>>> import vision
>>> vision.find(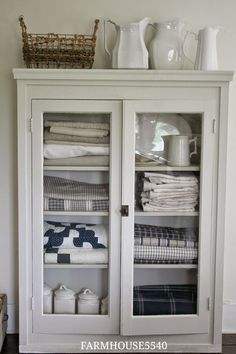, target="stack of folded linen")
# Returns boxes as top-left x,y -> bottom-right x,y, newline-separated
133,284 -> 197,315
44,120 -> 110,166
44,175 -> 109,212
134,223 -> 198,264
44,220 -> 108,264
140,172 -> 198,212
